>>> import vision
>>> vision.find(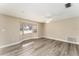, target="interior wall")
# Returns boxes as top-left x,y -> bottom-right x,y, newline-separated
0,14 -> 44,47
44,17 -> 79,44
1,13 -> 79,47
0,14 -> 20,47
